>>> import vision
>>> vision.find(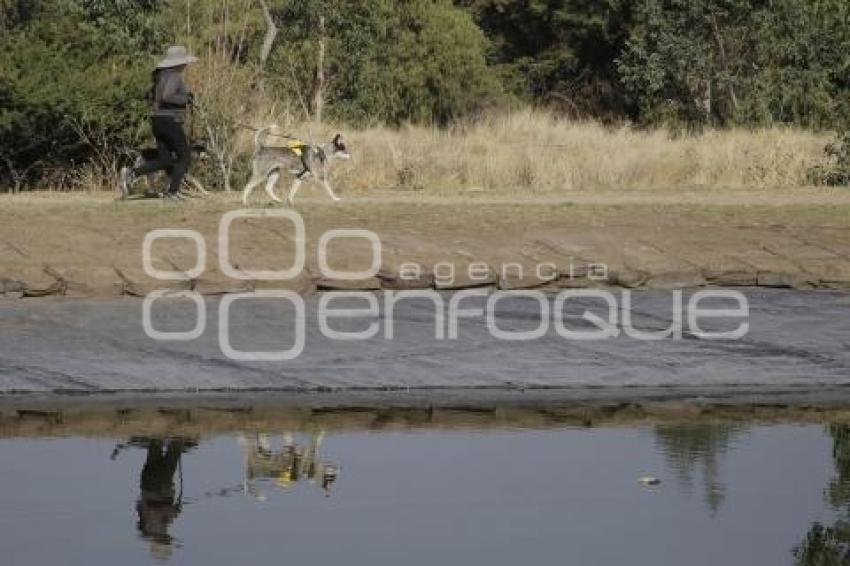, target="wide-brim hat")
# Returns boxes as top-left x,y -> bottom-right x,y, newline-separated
156,45 -> 198,69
